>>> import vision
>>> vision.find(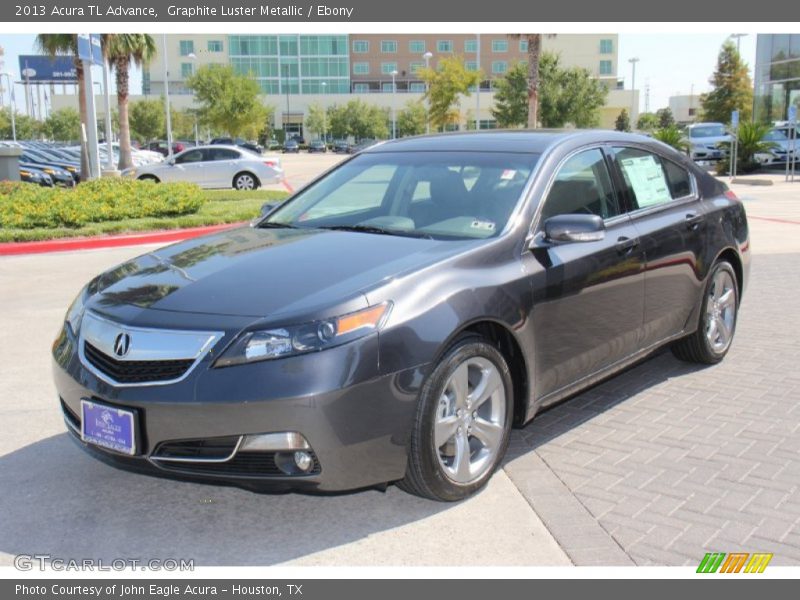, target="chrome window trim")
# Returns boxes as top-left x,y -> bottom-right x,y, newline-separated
78,311 -> 224,388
